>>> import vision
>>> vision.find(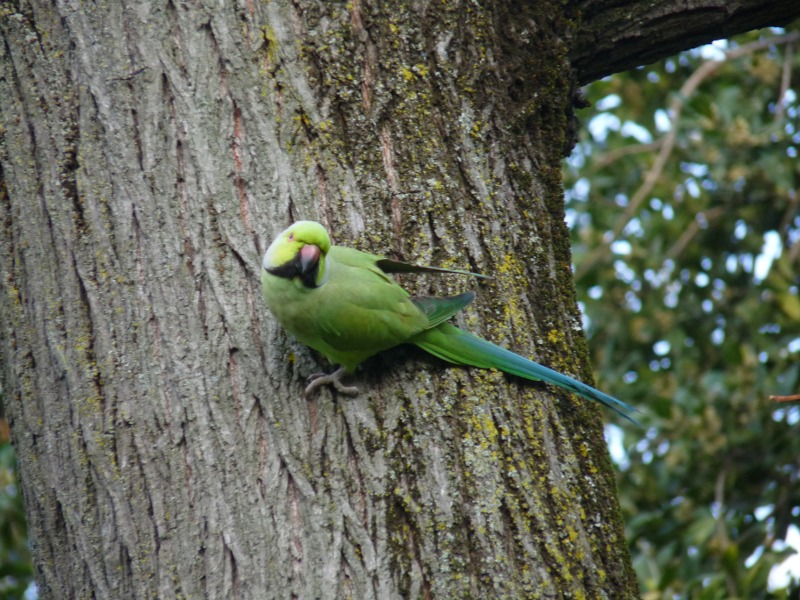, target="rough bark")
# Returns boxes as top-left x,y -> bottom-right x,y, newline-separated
7,0 -> 780,597
572,0 -> 800,84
